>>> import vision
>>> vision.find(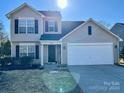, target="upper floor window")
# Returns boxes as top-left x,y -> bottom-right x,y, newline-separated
27,19 -> 35,34
88,26 -> 92,35
48,20 -> 56,32
18,19 -> 26,34
45,20 -> 58,33
18,18 -> 35,34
